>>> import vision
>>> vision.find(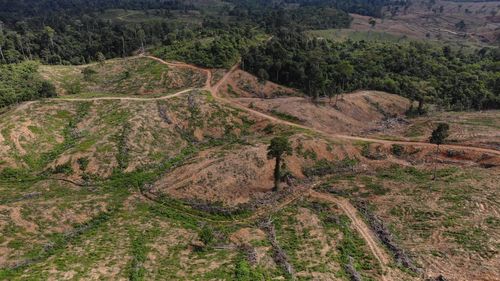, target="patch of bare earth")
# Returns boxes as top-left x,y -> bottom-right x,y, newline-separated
220,69 -> 298,98
346,165 -> 500,281
349,0 -> 500,45
0,102 -> 73,170
151,135 -> 349,205
294,207 -> 342,280
219,71 -> 411,136
370,110 -> 500,150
